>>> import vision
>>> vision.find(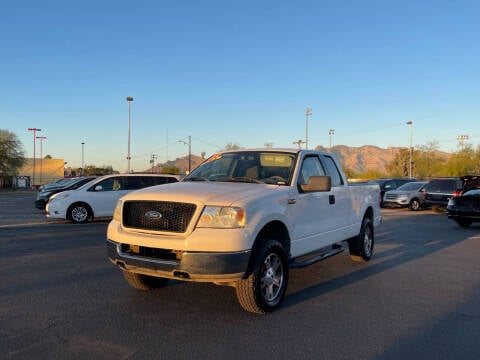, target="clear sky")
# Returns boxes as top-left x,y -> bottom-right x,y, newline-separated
1,0 -> 479,172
